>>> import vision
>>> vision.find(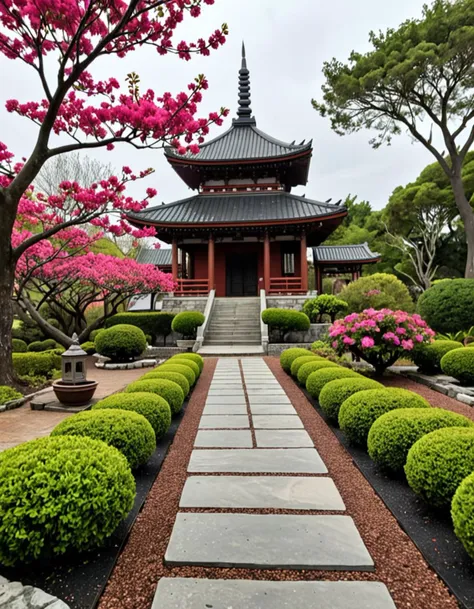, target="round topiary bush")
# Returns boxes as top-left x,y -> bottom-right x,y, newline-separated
413,340 -> 463,374
280,348 -> 312,373
142,370 -> 190,397
171,311 -> 205,339
170,352 -> 204,372
262,309 -> 310,341
297,360 -> 340,385
405,427 -> 474,507
306,367 -> 361,399
0,435 -> 135,566
290,355 -> 324,377
441,348 -> 474,385
80,341 -> 96,355
95,324 -> 146,362
368,408 -> 474,472
319,377 -> 384,423
51,409 -> 156,469
27,340 -> 48,352
338,388 -> 430,447
417,279 -> 474,335
339,273 -> 414,313
125,378 -> 184,415
148,363 -> 195,387
452,471 -> 474,560
12,338 -> 27,353
167,358 -> 200,381
92,392 -> 172,439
